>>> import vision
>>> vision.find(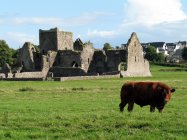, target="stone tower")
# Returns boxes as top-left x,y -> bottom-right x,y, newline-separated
124,32 -> 151,76
39,28 -> 73,54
